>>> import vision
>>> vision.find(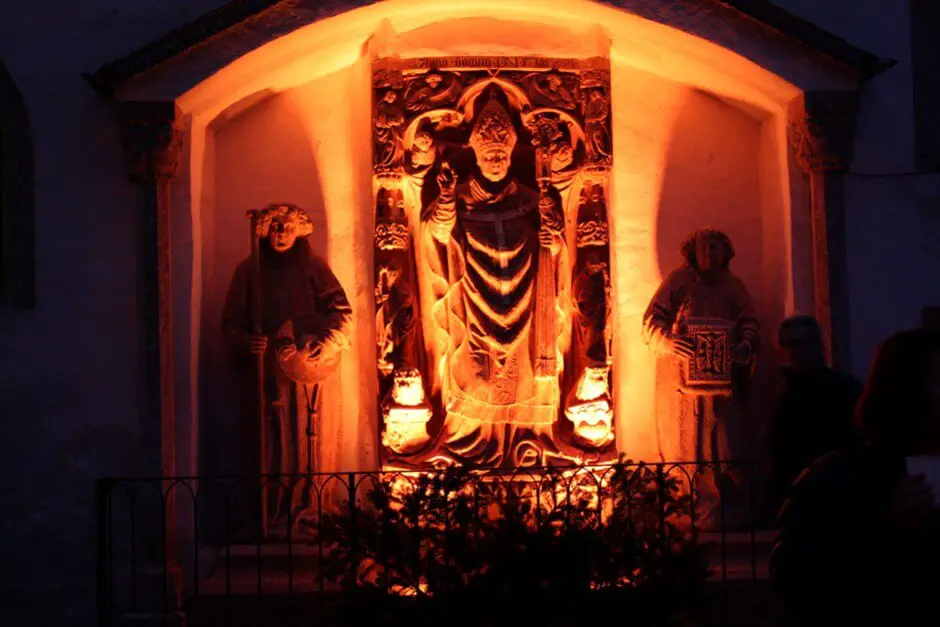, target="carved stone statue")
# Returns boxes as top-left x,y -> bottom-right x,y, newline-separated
642,229 -> 758,522
223,203 -> 352,531
422,92 -> 567,466
372,58 -> 616,469
580,71 -> 611,167
565,182 -> 614,448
